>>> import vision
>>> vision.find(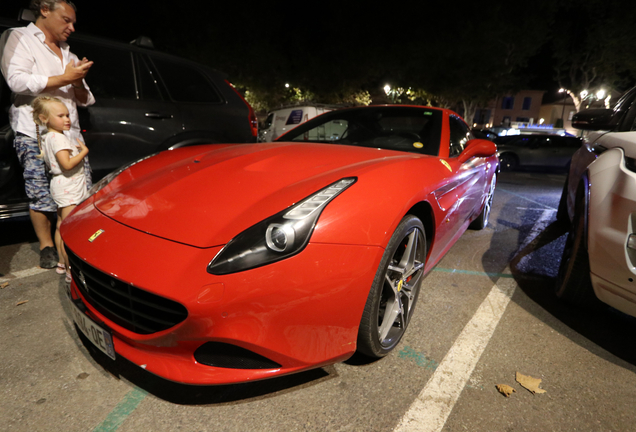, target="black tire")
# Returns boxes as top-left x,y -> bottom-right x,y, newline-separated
470,173 -> 497,230
357,215 -> 426,358
556,176 -> 570,227
499,153 -> 517,171
555,191 -> 596,306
